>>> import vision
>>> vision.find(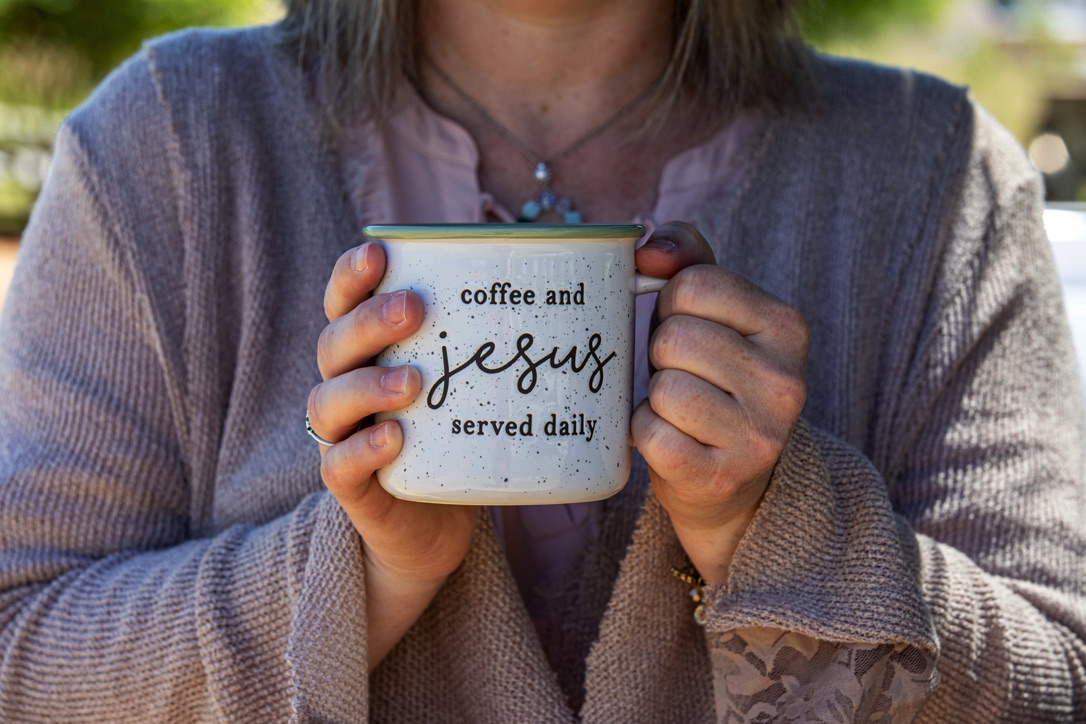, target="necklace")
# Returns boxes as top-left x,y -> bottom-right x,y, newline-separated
426,56 -> 663,223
